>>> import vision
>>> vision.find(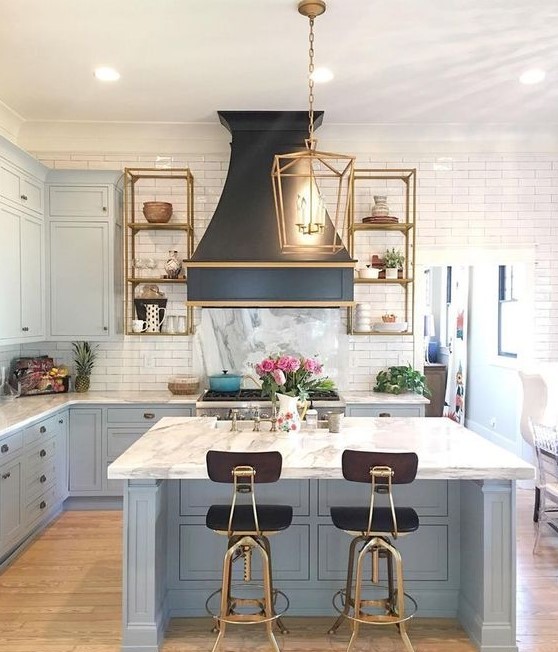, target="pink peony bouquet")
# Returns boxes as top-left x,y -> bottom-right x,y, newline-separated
254,354 -> 334,401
